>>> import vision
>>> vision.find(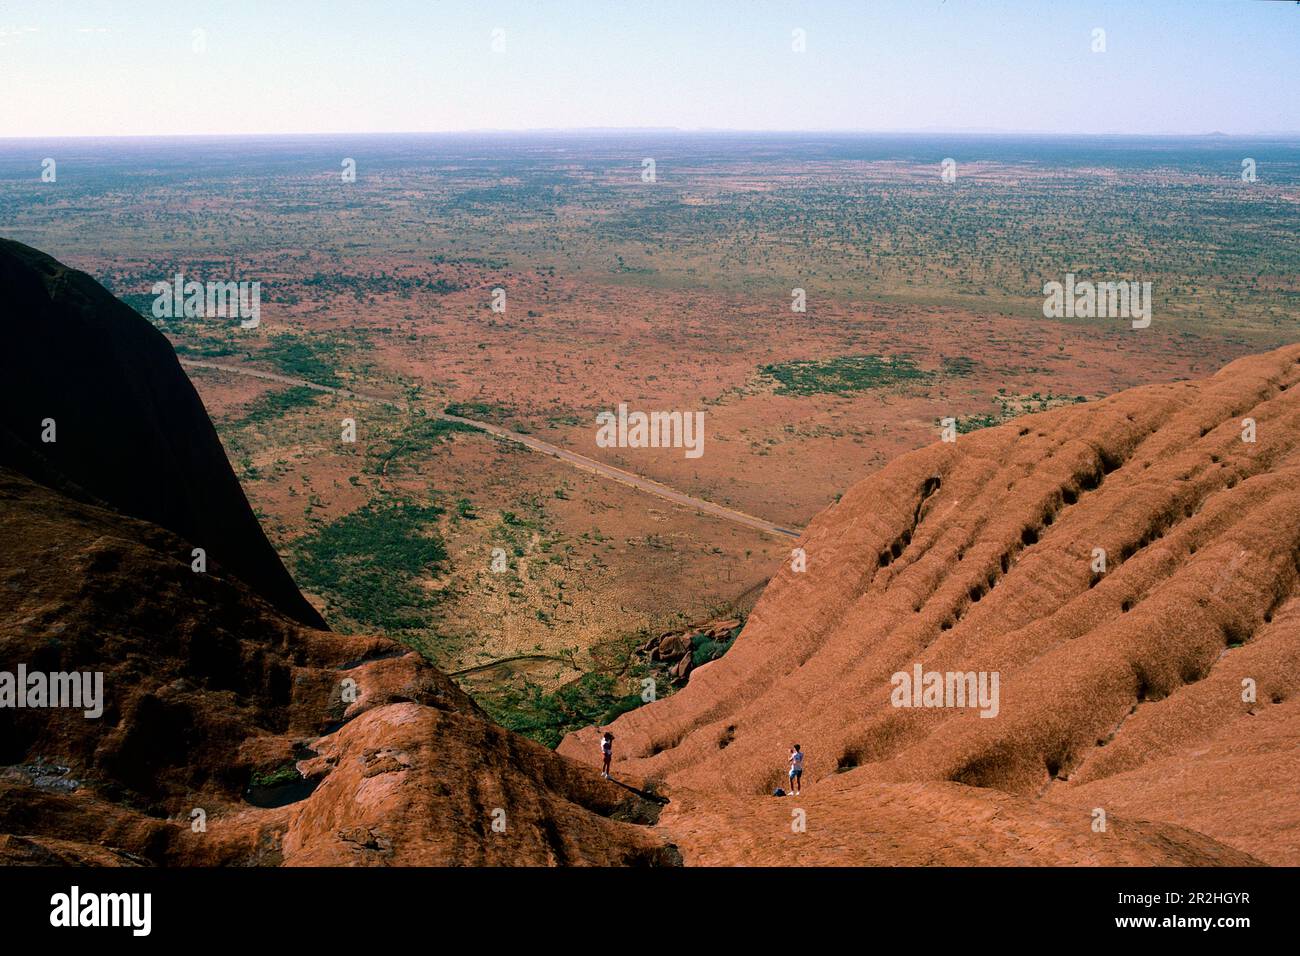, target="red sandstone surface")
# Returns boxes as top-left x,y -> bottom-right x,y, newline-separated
562,343 -> 1300,866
